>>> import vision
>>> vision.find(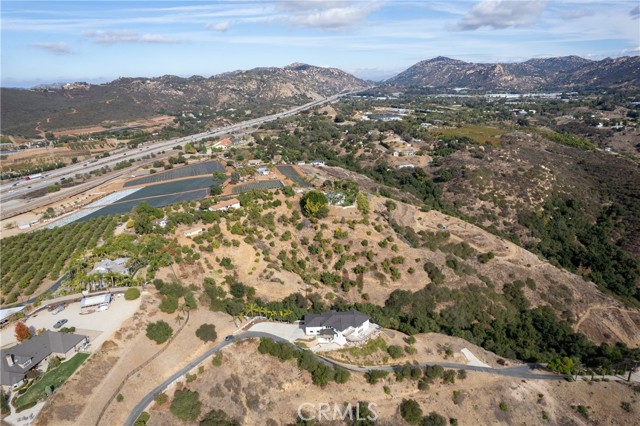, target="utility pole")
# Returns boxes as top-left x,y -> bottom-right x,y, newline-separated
628,360 -> 638,382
